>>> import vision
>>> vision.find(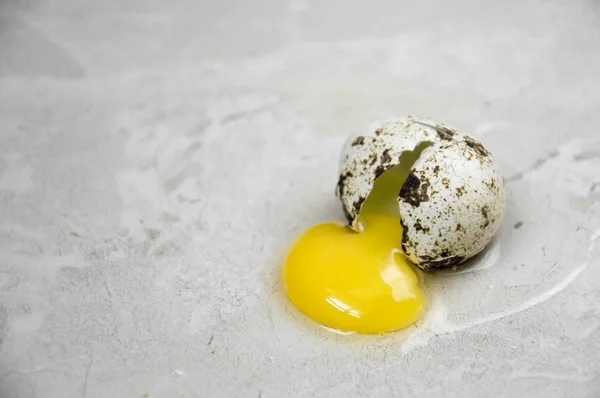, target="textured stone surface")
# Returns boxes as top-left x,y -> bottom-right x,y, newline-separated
1,1 -> 600,397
